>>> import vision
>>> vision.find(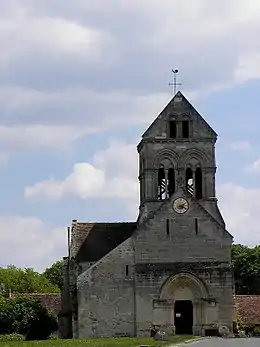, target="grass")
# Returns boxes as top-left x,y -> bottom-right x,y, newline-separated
0,335 -> 196,347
